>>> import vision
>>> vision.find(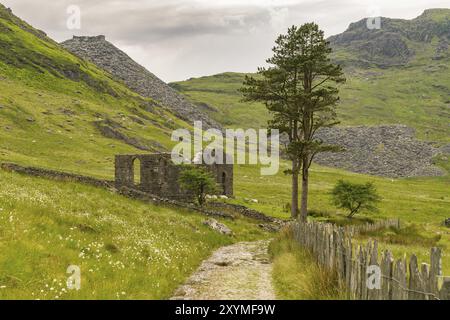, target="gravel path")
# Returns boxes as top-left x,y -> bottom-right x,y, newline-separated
171,240 -> 276,300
